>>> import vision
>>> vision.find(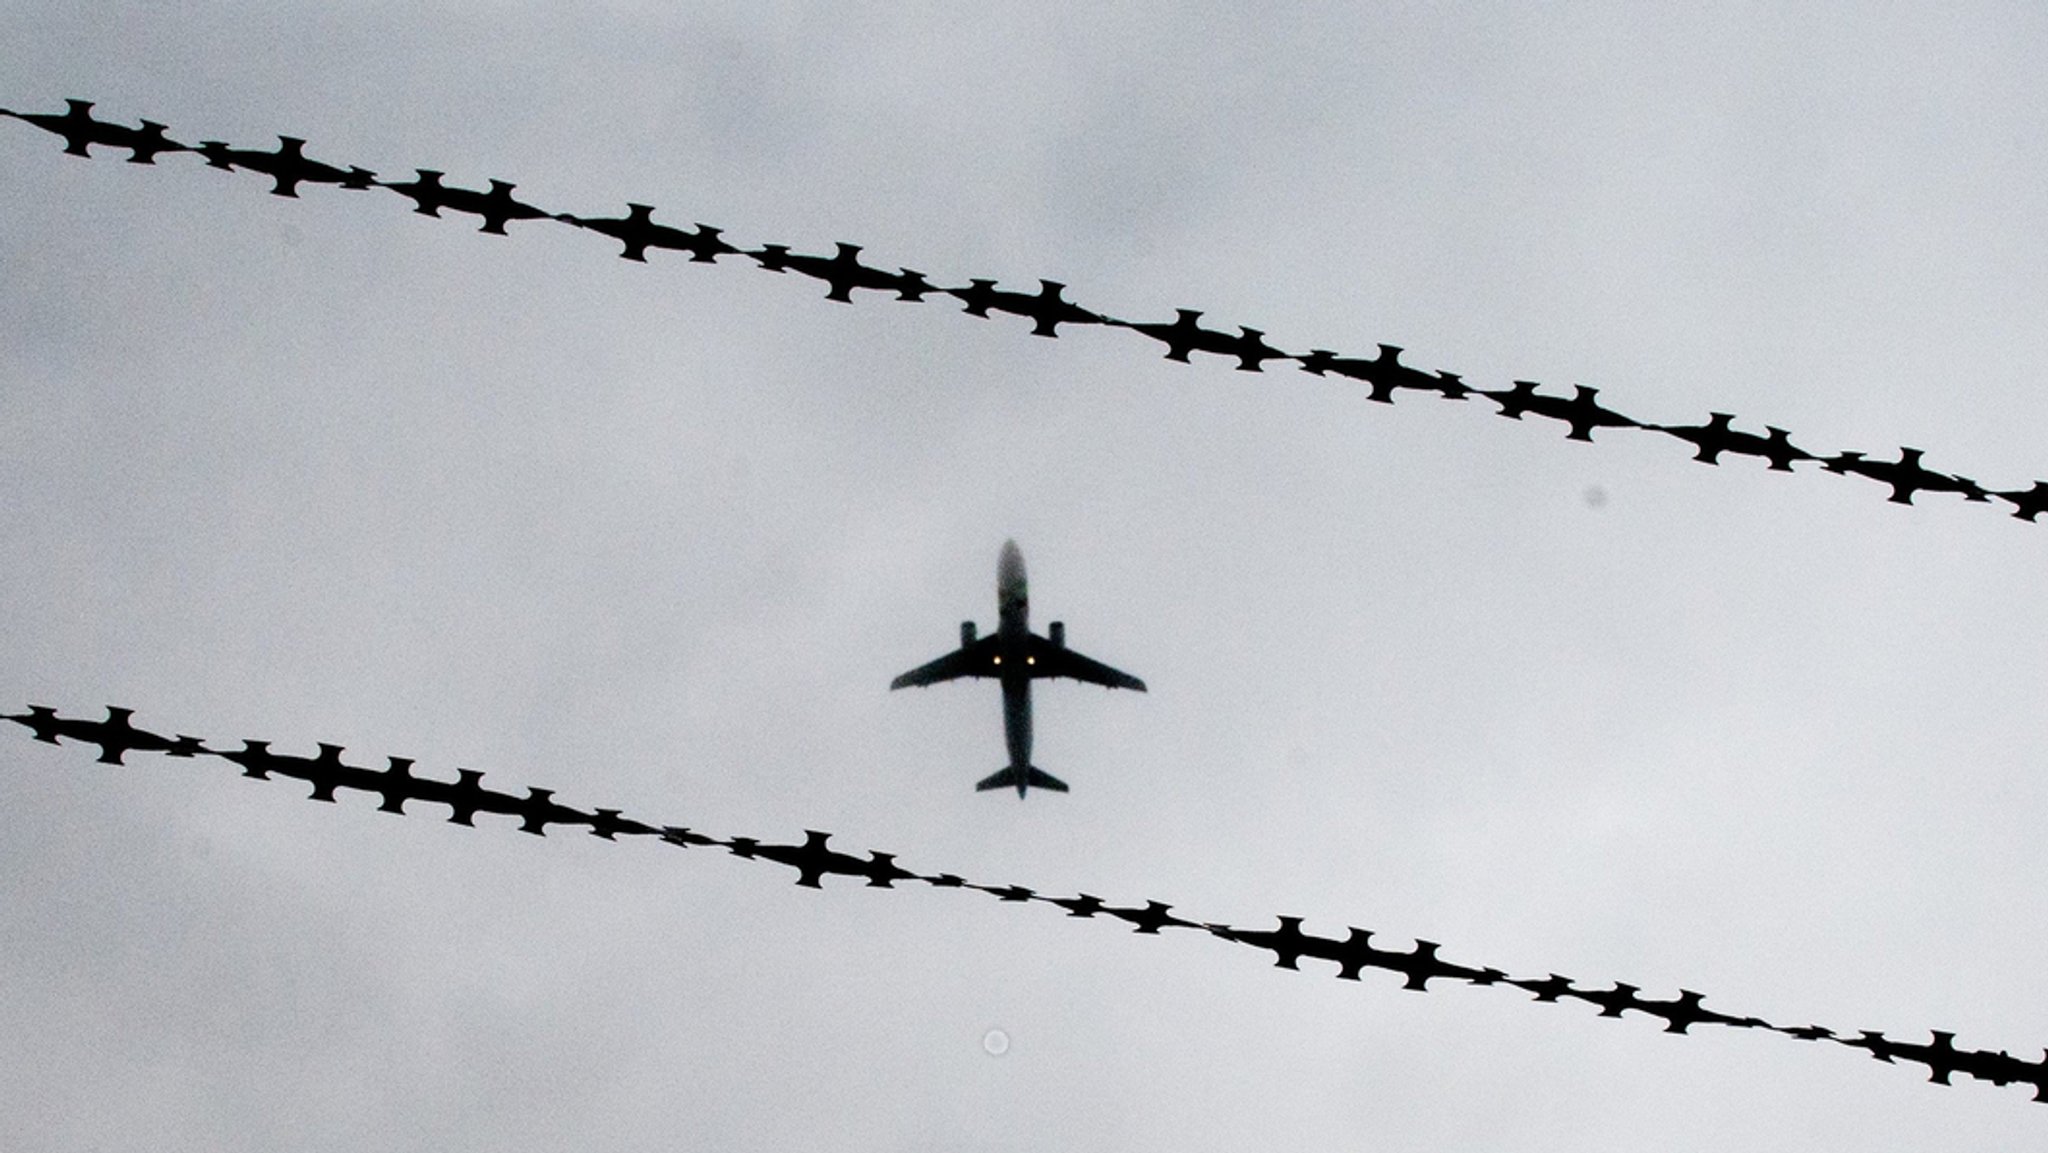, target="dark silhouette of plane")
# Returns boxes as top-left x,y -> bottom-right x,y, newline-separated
1651,412 -> 1811,471
379,170 -> 550,234
750,242 -> 935,302
554,203 -> 737,263
891,540 -> 1145,796
1116,309 -> 1289,371
1481,381 -> 1640,442
0,99 -> 186,163
194,136 -> 377,197
1822,447 -> 1990,505
944,278 -> 1109,336
1296,343 -> 1474,402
